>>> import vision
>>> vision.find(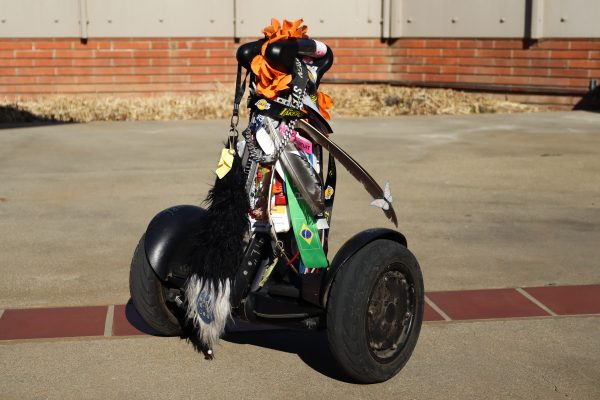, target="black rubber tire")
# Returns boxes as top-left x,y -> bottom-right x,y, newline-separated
326,239 -> 424,383
129,234 -> 182,336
